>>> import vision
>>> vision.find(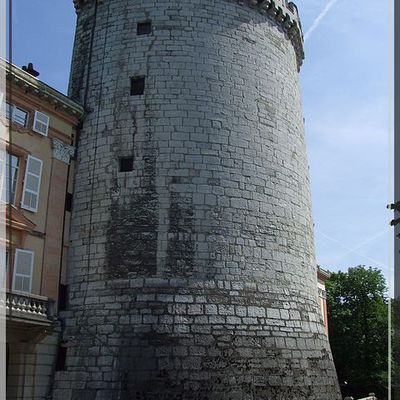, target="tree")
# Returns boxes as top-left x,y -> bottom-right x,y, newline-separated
326,266 -> 388,399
